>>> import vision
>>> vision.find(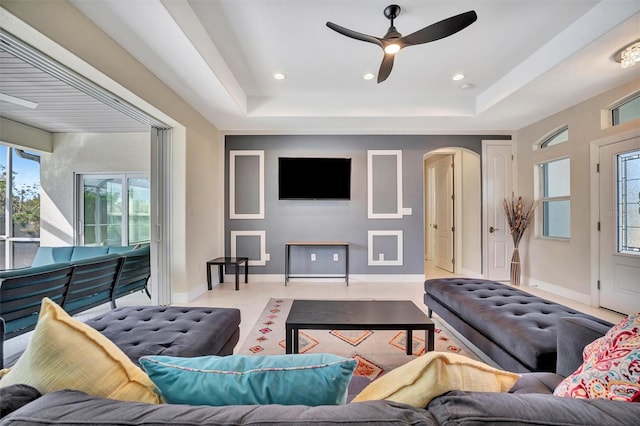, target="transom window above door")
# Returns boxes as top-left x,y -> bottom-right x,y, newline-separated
611,93 -> 640,127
